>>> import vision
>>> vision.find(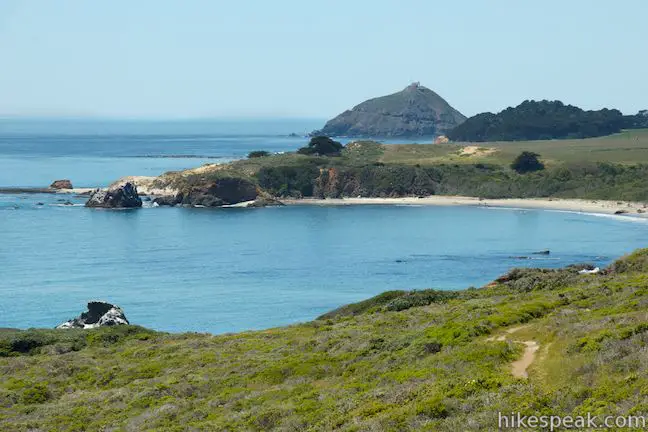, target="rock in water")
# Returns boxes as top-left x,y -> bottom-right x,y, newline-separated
50,179 -> 73,189
56,301 -> 129,329
314,83 -> 466,138
85,182 -> 142,208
